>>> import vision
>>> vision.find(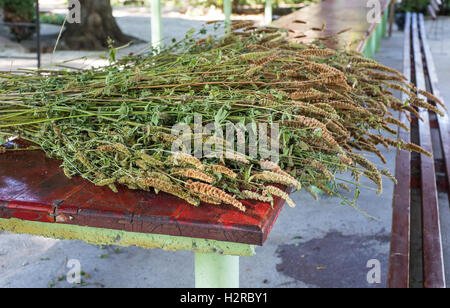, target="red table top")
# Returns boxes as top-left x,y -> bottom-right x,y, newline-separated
0,140 -> 285,246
